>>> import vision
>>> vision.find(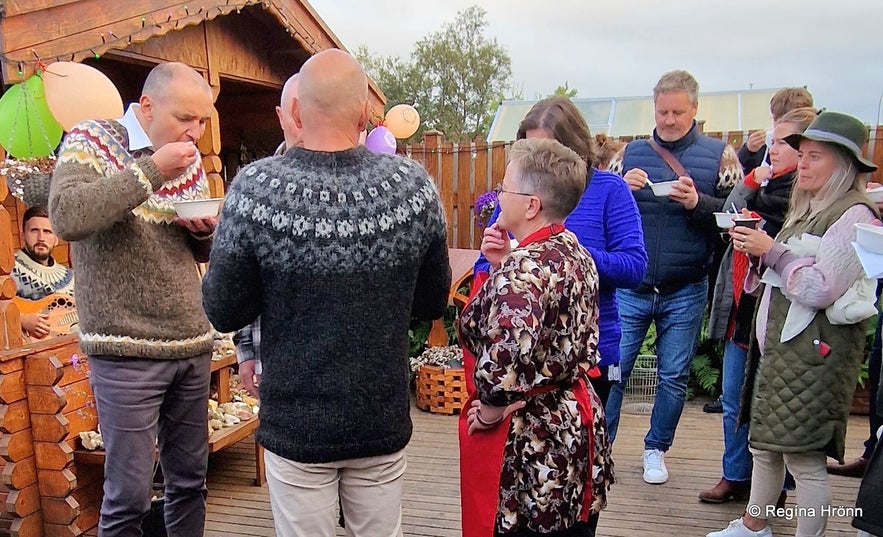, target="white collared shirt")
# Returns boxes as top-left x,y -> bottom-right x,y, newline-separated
119,104 -> 153,152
